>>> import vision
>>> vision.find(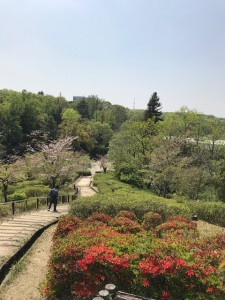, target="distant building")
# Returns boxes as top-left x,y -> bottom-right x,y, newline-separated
73,96 -> 87,101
